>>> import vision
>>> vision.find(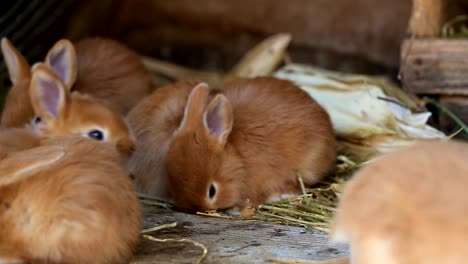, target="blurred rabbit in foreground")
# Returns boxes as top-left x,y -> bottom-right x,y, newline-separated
0,56 -> 142,263
332,140 -> 468,264
0,136 -> 142,263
